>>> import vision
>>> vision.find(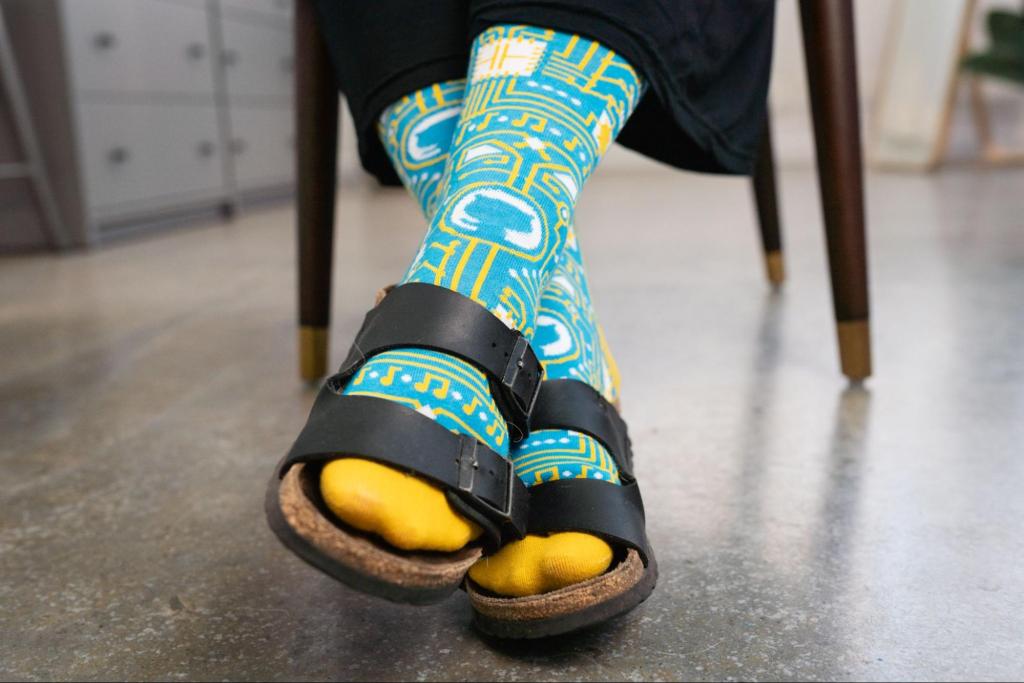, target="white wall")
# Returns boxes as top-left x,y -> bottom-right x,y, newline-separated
769,0 -> 892,168
766,0 -> 1024,170
571,0 -> 894,174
